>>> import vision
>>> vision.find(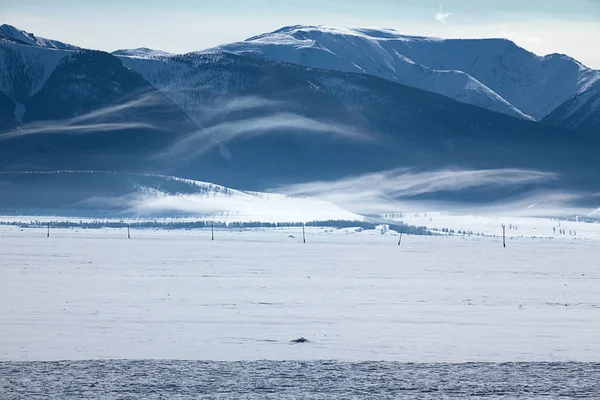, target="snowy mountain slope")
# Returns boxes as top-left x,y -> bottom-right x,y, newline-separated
542,81 -> 600,132
0,171 -> 363,222
387,37 -> 600,121
0,48 -> 197,172
208,26 -> 529,119
0,40 -> 74,110
112,48 -> 174,59
0,24 -> 79,50
208,25 -> 600,120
